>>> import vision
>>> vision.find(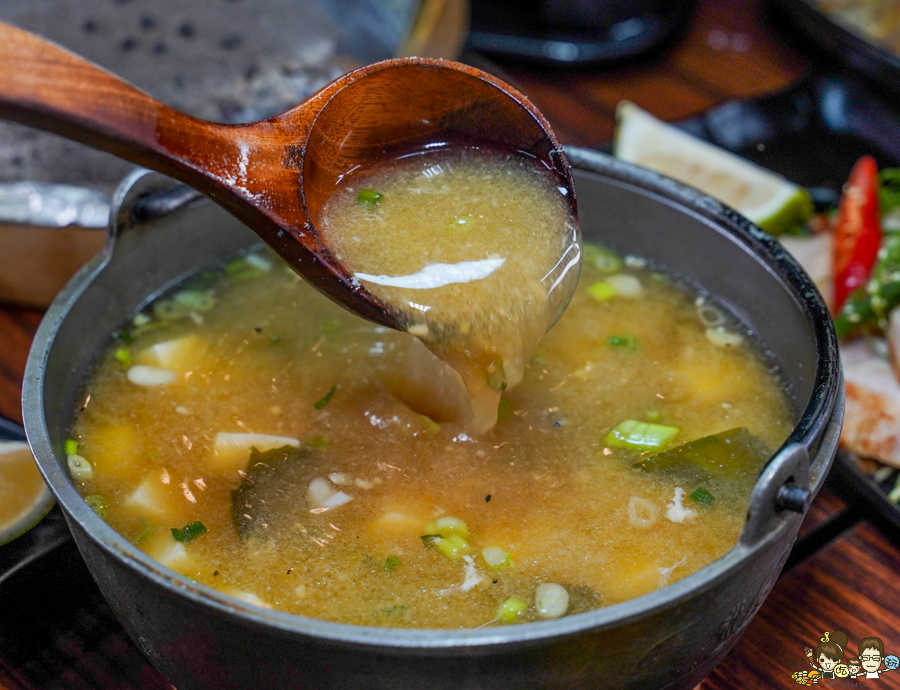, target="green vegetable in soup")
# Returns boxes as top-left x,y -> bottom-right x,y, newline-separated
231,445 -> 317,539
689,487 -> 716,506
357,189 -> 383,205
384,555 -> 402,572
605,420 -> 680,451
314,384 -> 337,410
171,521 -> 207,542
637,427 -> 770,481
497,596 -> 528,623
